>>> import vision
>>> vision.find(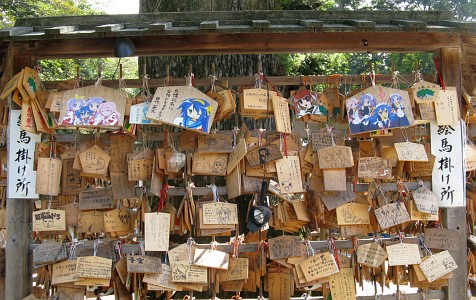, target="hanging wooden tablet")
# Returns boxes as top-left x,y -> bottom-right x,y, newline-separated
79,189 -> 113,210
202,202 -> 238,225
374,202 -> 410,229
127,255 -> 163,274
79,145 -> 110,177
58,85 -> 127,128
21,99 -> 37,134
109,134 -> 134,172
144,212 -> 170,252
268,235 -> 307,260
218,258 -> 248,281
358,157 -> 392,179
412,81 -> 439,104
0,71 -> 22,100
30,97 -> 53,134
74,277 -> 110,286
193,248 -> 229,270
435,88 -> 459,126
61,159 -> 84,195
412,184 -> 439,215
323,169 -> 347,191
290,89 -> 328,122
56,203 -> 79,227
144,264 -> 181,291
419,250 -> 457,282
226,164 -> 241,199
128,159 -> 153,181
272,96 -> 292,133
16,69 -> 30,102
240,88 -> 276,116
51,259 -> 78,285
129,102 -> 158,124
77,211 -> 104,233
357,242 -> 388,268
329,268 -> 356,300
336,203 -> 370,225
218,89 -> 236,117
406,200 -> 438,221
386,243 -> 421,266
33,240 -> 67,266
45,91 -> 63,112
35,157 -> 62,196
319,186 -> 356,211
32,209 -> 66,231
146,86 -> 218,133
171,262 -> 208,283
345,86 -> 414,135
297,252 -> 339,282
22,67 -> 42,100
227,138 -> 247,174
395,142 -> 428,161
275,156 -> 304,194
317,145 -> 354,169
197,132 -> 233,153
424,228 -> 459,251
192,152 -> 228,176
76,256 -> 112,279
104,208 -> 131,233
